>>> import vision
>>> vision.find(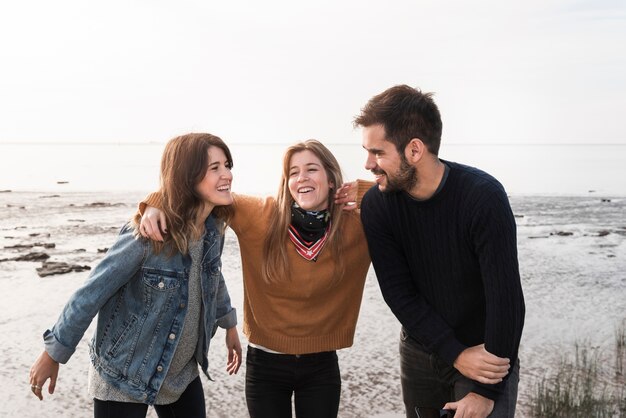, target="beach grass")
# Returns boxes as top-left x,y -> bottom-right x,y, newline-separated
530,321 -> 626,417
